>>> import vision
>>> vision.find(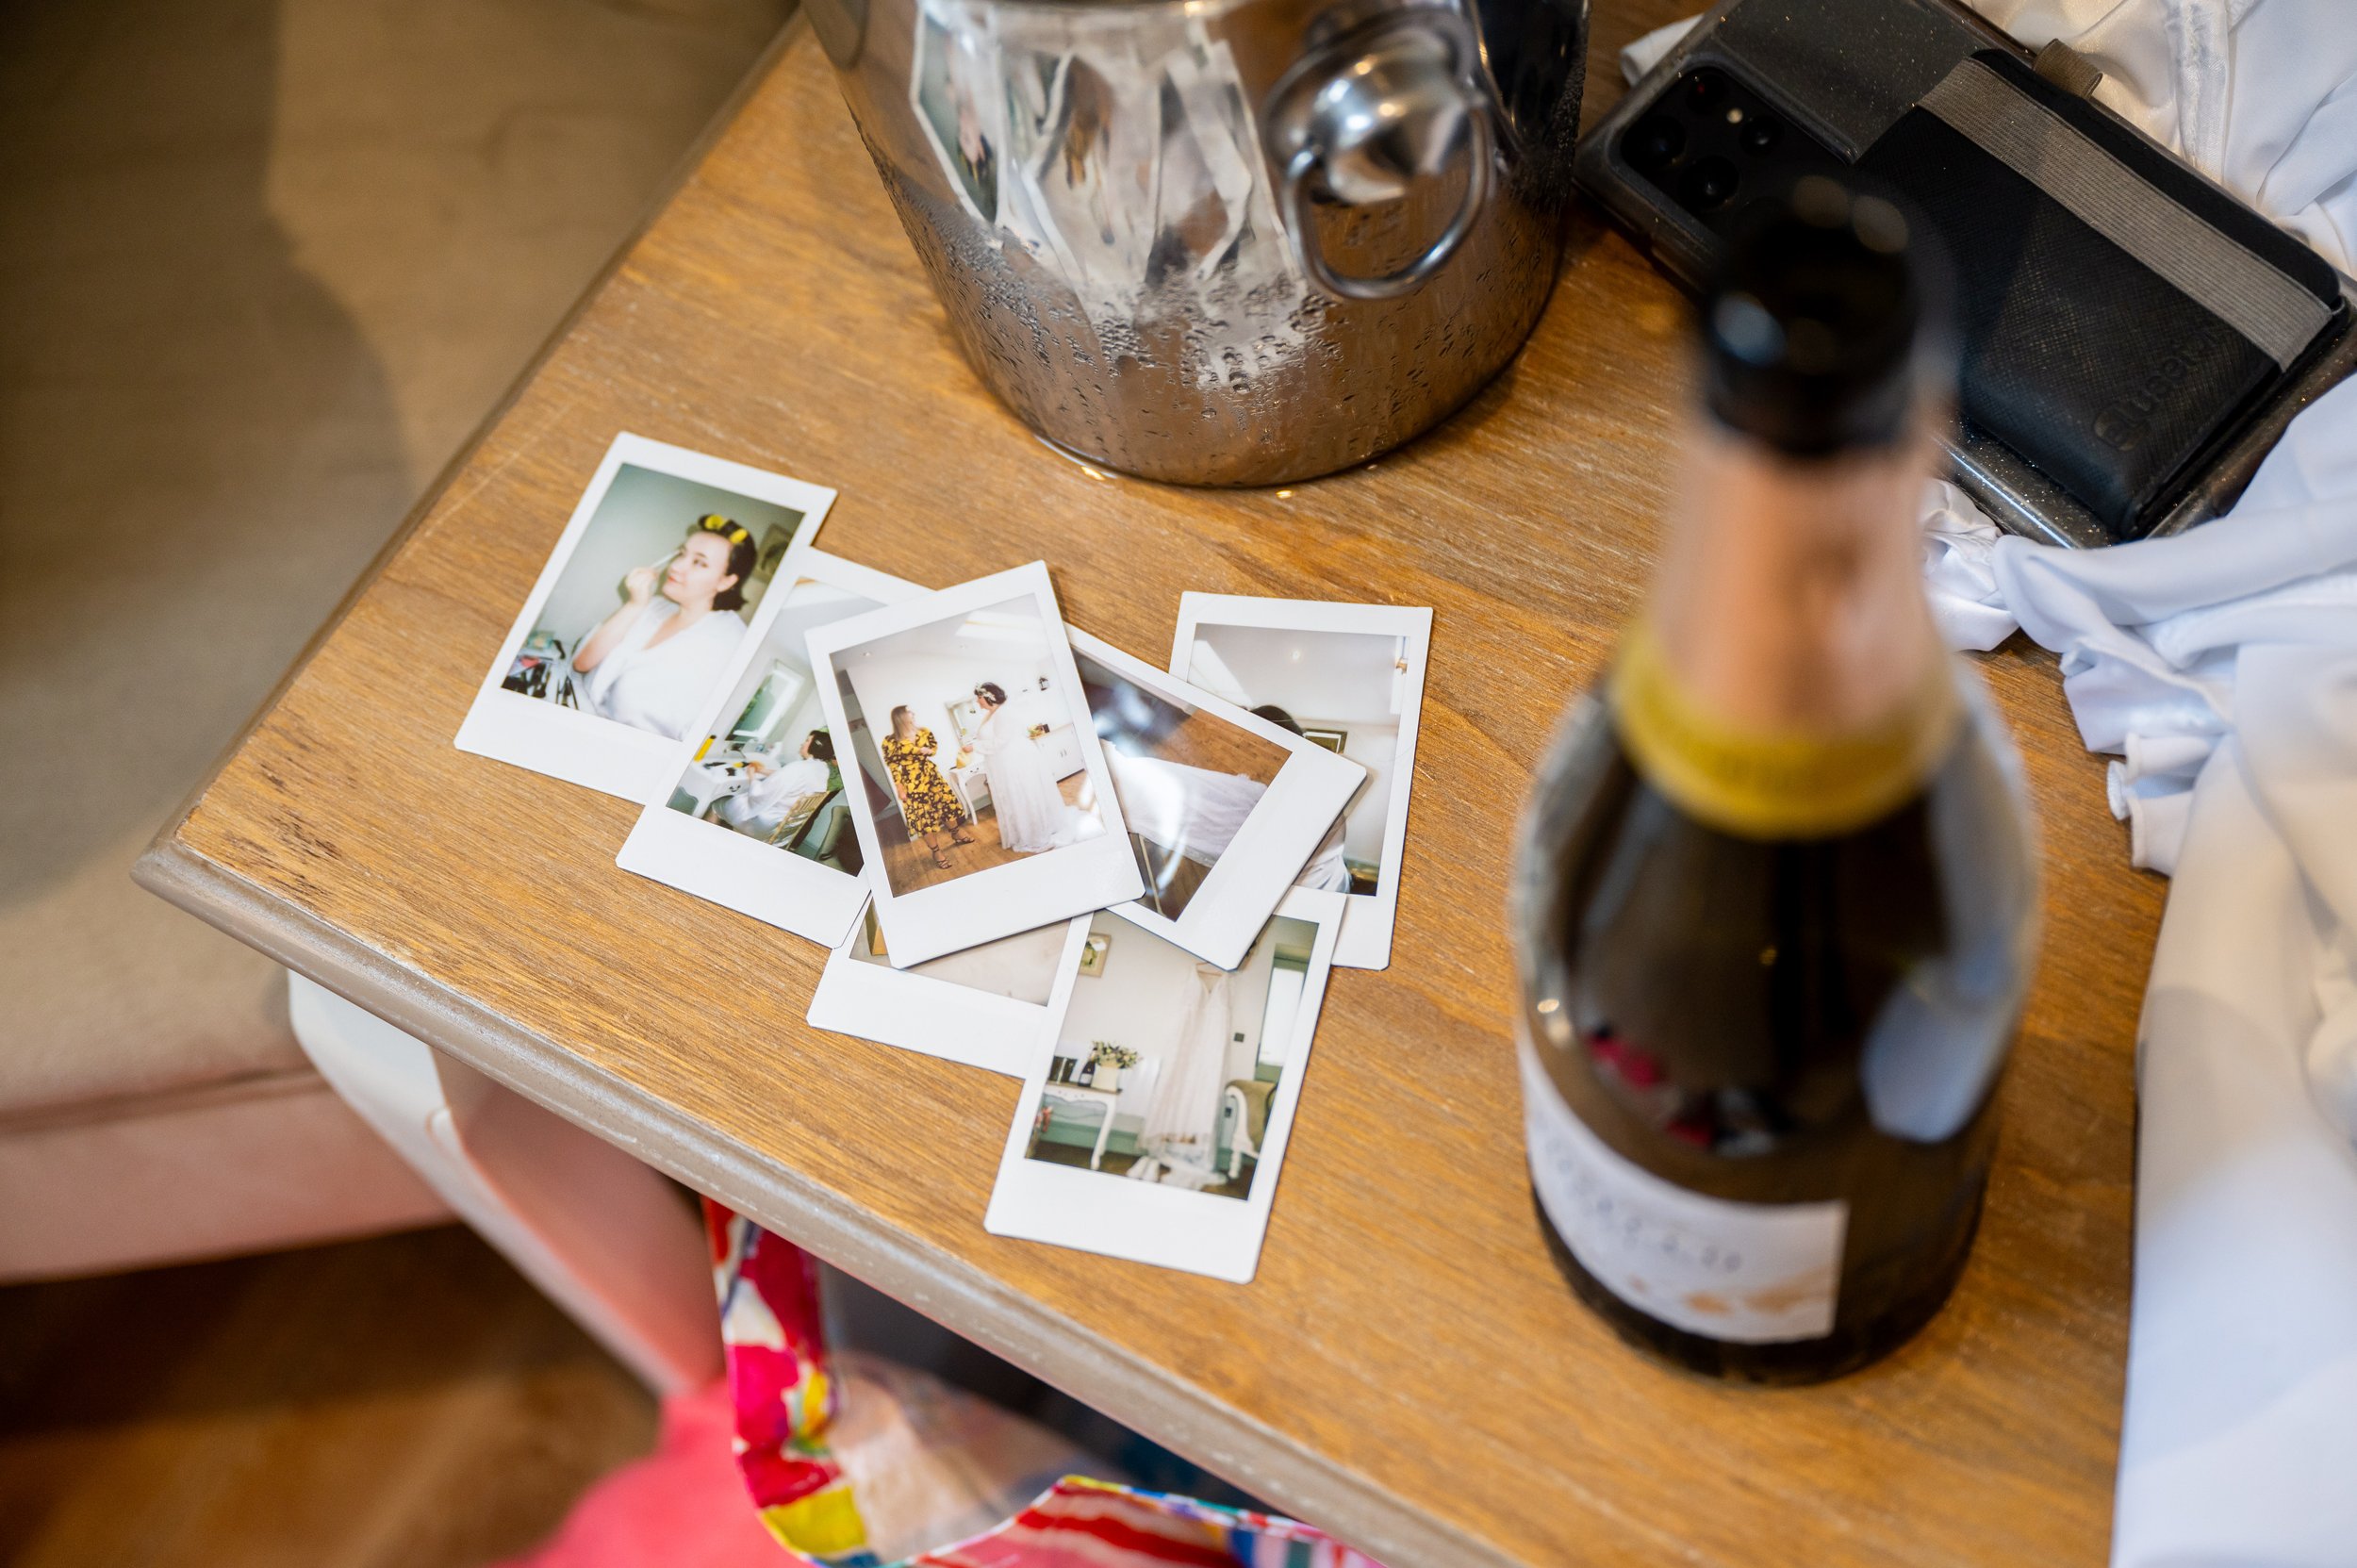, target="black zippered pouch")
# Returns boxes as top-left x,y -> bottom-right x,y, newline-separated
1573,0 -> 2356,546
